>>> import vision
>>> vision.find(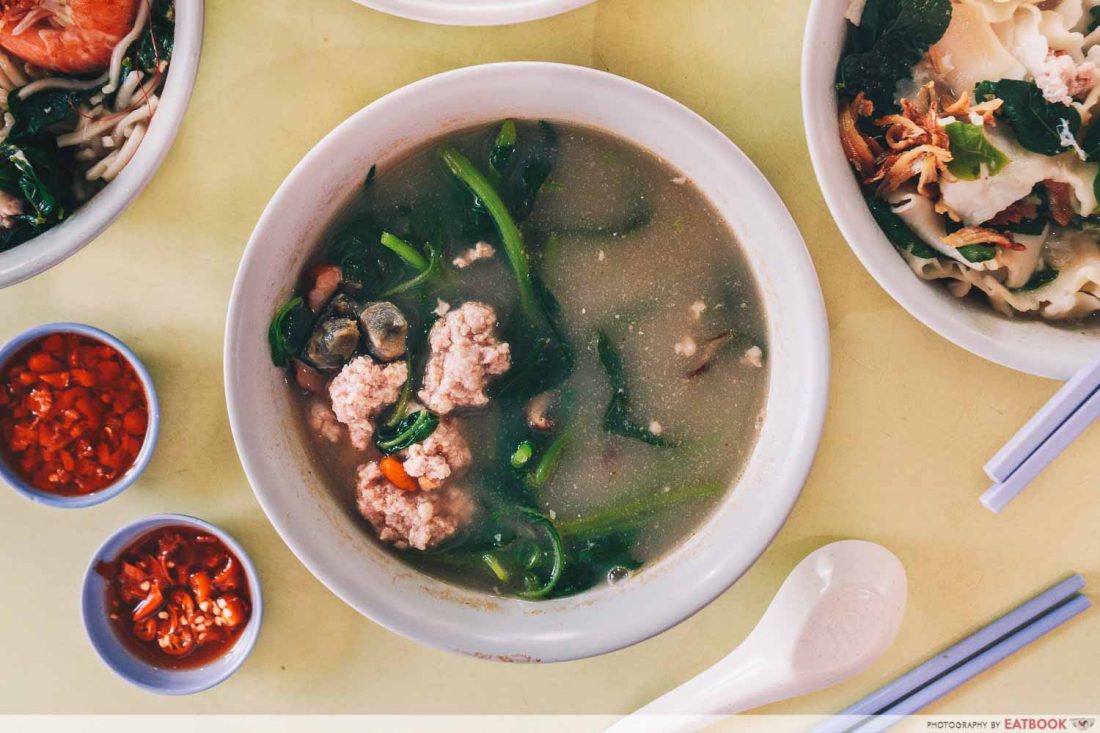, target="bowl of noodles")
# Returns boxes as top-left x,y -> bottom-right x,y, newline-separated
0,0 -> 203,288
803,0 -> 1100,380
